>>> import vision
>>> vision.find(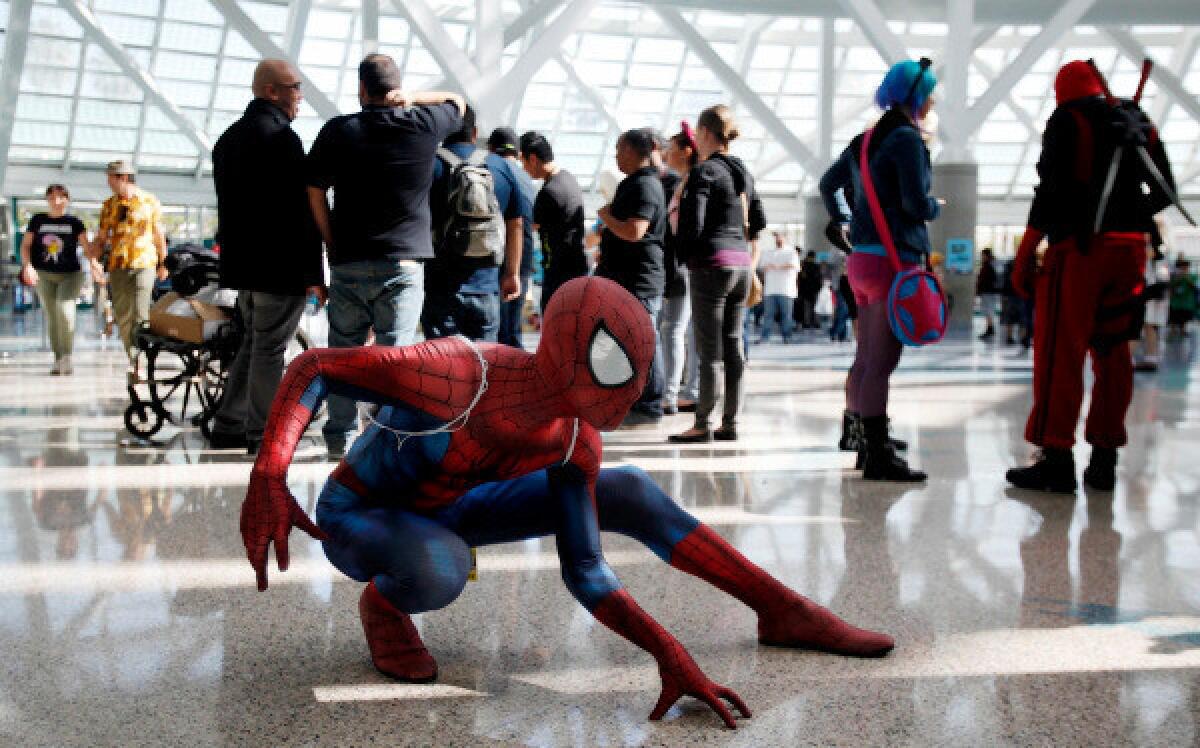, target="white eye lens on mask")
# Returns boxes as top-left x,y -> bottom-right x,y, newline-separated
587,323 -> 634,388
